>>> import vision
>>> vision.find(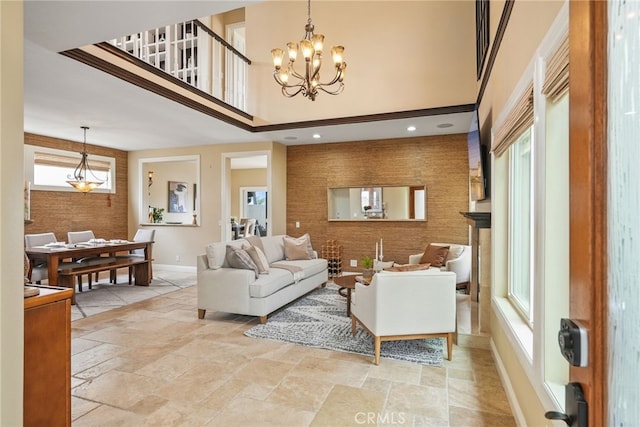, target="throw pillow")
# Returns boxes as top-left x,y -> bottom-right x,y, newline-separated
283,235 -> 312,260
245,235 -> 264,253
226,246 -> 259,278
419,244 -> 450,268
205,243 -> 225,269
246,245 -> 270,274
385,263 -> 431,272
374,260 -> 394,270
